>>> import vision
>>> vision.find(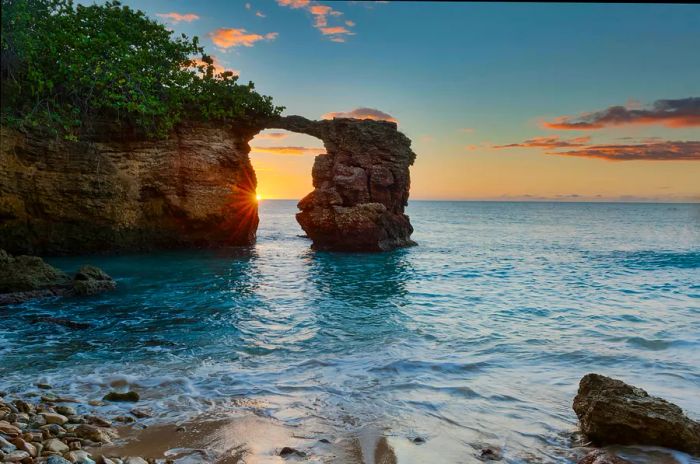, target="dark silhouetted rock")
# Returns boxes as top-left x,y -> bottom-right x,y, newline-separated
578,450 -> 631,464
573,373 -> 700,454
279,446 -> 306,458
